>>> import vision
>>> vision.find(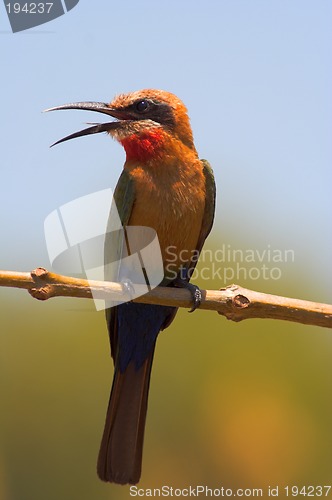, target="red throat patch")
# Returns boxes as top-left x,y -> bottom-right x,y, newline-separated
120,129 -> 165,161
